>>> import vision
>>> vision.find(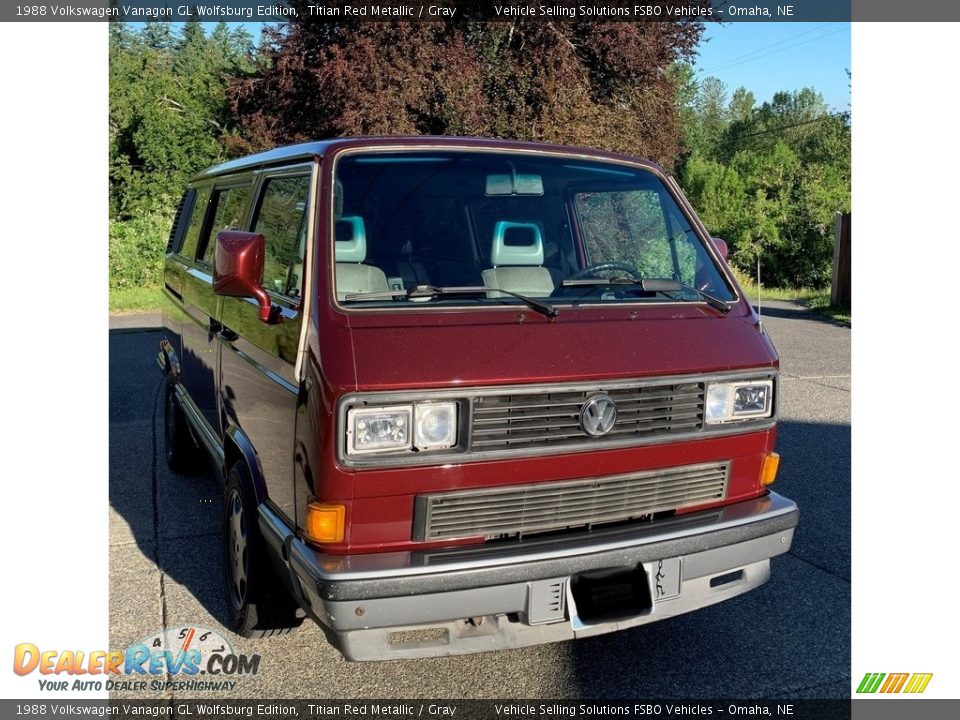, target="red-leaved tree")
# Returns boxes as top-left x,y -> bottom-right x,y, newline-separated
229,6 -> 706,166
